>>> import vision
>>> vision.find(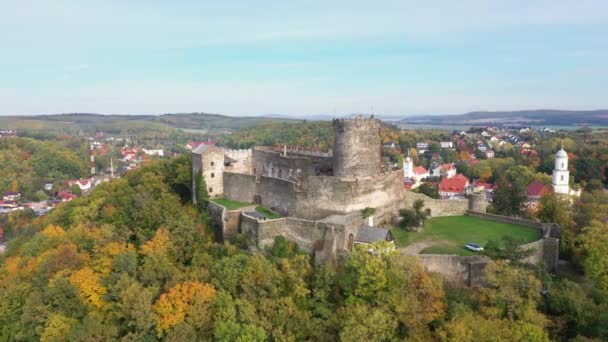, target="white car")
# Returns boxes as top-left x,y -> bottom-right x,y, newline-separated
465,243 -> 484,252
